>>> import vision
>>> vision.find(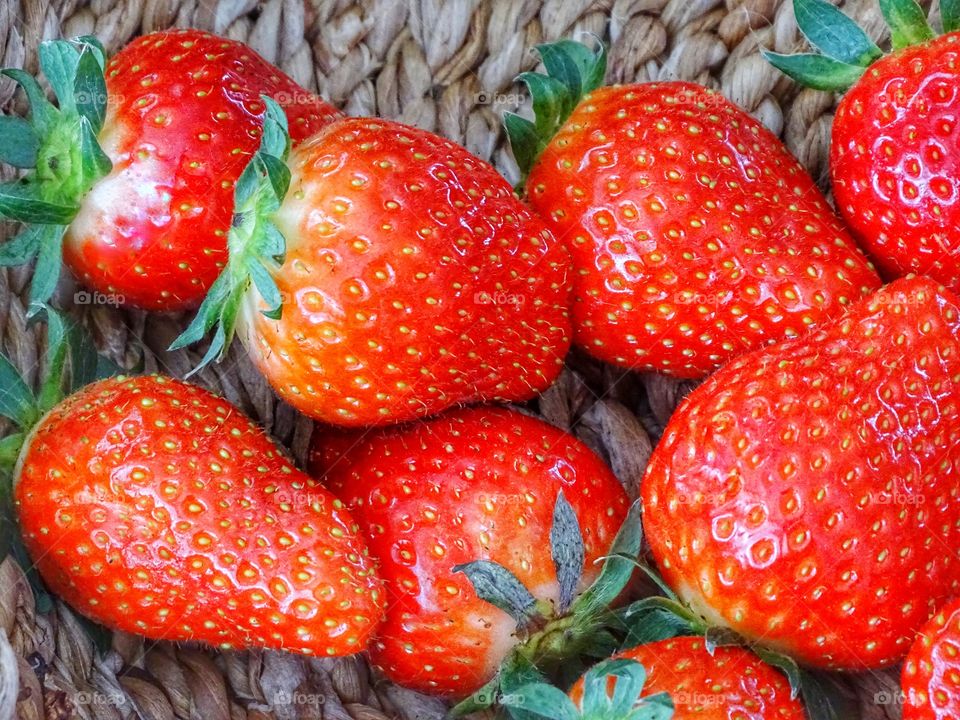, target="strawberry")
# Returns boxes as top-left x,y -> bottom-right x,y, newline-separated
766,0 -> 960,292
0,30 -> 340,311
902,597 -> 960,719
309,406 -> 631,698
641,276 -> 960,670
172,102 -> 572,426
10,373 -> 383,656
561,637 -> 806,720
506,40 -> 880,378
